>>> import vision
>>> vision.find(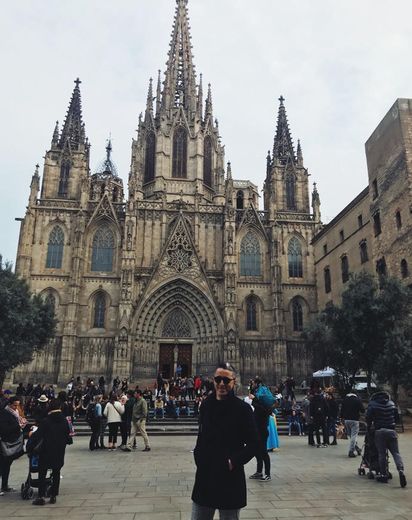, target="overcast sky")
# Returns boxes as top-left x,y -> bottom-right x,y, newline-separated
2,0 -> 412,265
